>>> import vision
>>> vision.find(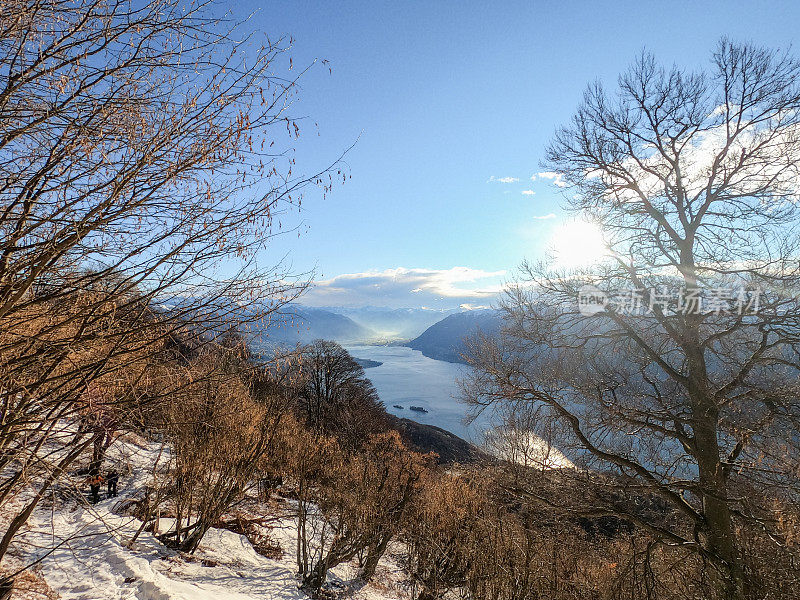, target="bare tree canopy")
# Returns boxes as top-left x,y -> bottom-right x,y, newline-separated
0,0 -> 337,577
292,339 -> 387,447
465,39 -> 800,599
